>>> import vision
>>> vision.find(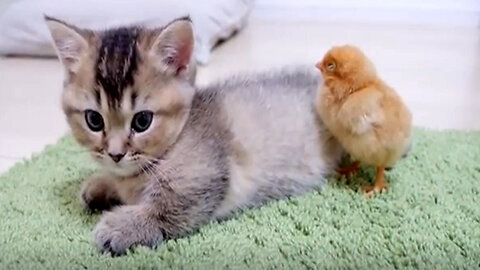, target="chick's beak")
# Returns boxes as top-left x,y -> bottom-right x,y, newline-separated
315,61 -> 323,72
